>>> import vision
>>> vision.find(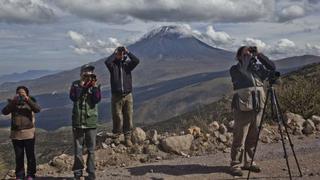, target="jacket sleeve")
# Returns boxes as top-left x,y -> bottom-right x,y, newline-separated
90,86 -> 102,104
125,52 -> 140,71
26,97 -> 41,113
104,54 -> 116,71
69,83 -> 83,102
1,101 -> 15,115
229,65 -> 239,89
257,53 -> 276,70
